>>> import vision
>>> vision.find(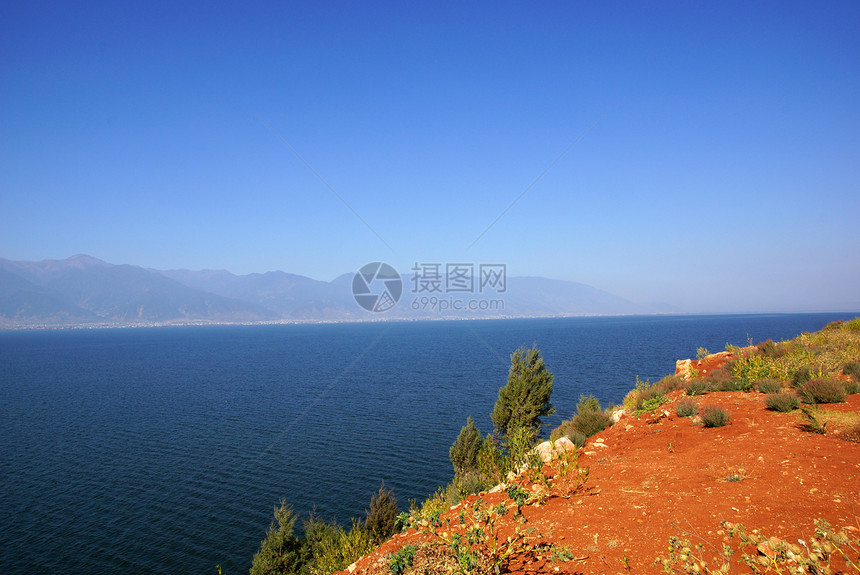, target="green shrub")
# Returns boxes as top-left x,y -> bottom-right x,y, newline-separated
250,500 -> 303,575
798,378 -> 846,404
700,405 -> 731,428
845,380 -> 860,395
675,399 -> 698,417
364,482 -> 399,544
654,375 -> 682,395
623,376 -> 660,411
302,515 -> 375,575
844,317 -> 860,331
491,345 -> 555,438
449,416 -> 483,476
843,361 -> 860,379
754,378 -> 782,394
566,430 -> 586,448
716,379 -> 749,392
636,395 -> 668,415
570,408 -> 612,438
576,393 -> 600,414
454,471 -> 485,498
756,339 -> 779,357
792,366 -> 814,387
765,391 -> 800,412
685,380 -> 709,396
